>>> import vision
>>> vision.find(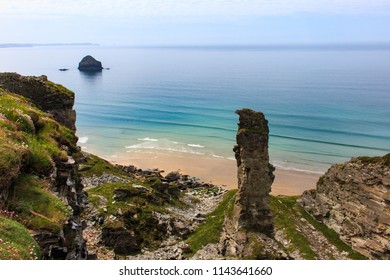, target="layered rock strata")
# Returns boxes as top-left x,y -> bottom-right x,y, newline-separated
299,154 -> 390,259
